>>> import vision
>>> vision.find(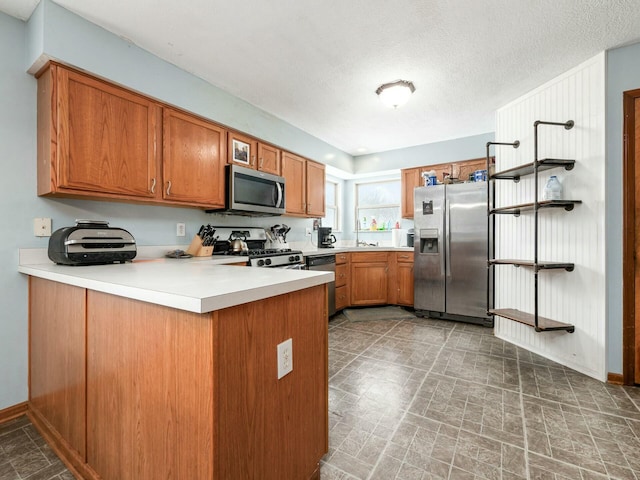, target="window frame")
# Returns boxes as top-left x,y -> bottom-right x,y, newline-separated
354,178 -> 401,231
324,178 -> 341,232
